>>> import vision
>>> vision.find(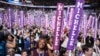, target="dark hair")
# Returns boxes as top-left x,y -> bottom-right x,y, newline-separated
30,35 -> 35,38
7,33 -> 14,39
82,45 -> 93,53
97,38 -> 100,41
47,36 -> 53,43
21,50 -> 27,54
77,36 -> 82,42
0,25 -> 3,30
